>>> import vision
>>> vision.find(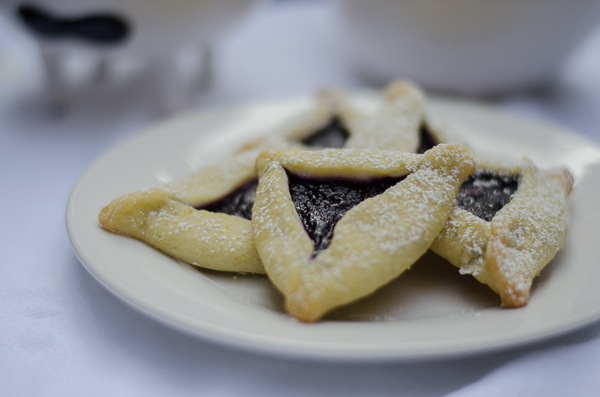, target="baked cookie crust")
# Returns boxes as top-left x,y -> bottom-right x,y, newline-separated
99,80 -> 430,274
99,152 -> 265,273
430,159 -> 573,307
251,144 -> 475,322
240,79 -> 430,152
